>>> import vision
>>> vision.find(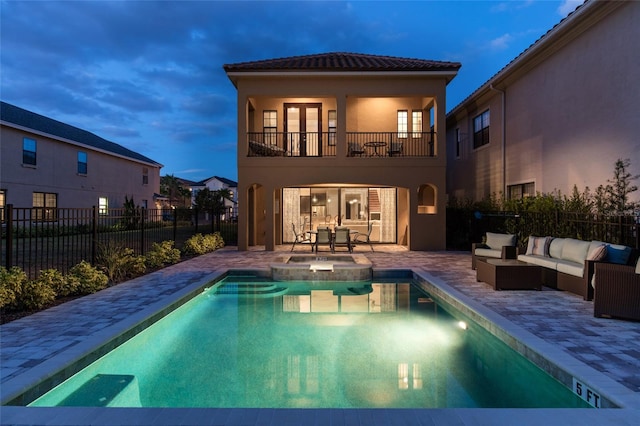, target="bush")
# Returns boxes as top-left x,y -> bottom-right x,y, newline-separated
68,261 -> 109,295
19,280 -> 56,311
145,240 -> 181,268
36,269 -> 76,298
182,232 -> 225,255
0,266 -> 27,309
96,242 -> 147,284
